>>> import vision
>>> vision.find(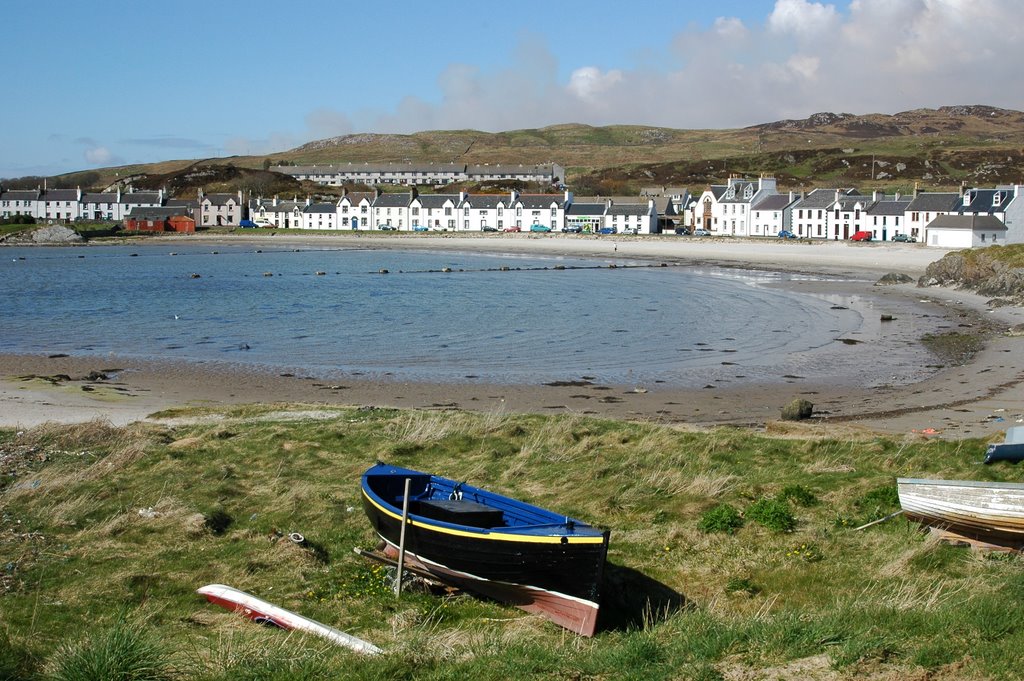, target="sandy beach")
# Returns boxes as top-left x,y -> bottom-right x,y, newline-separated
3,232 -> 1024,440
